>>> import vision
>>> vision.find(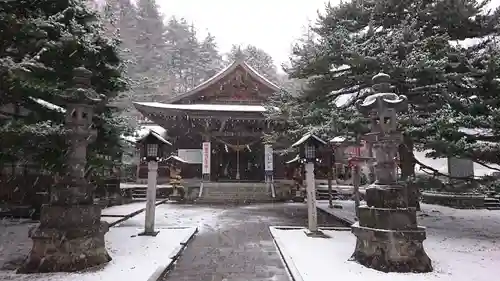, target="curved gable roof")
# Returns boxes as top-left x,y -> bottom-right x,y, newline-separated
166,59 -> 281,104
